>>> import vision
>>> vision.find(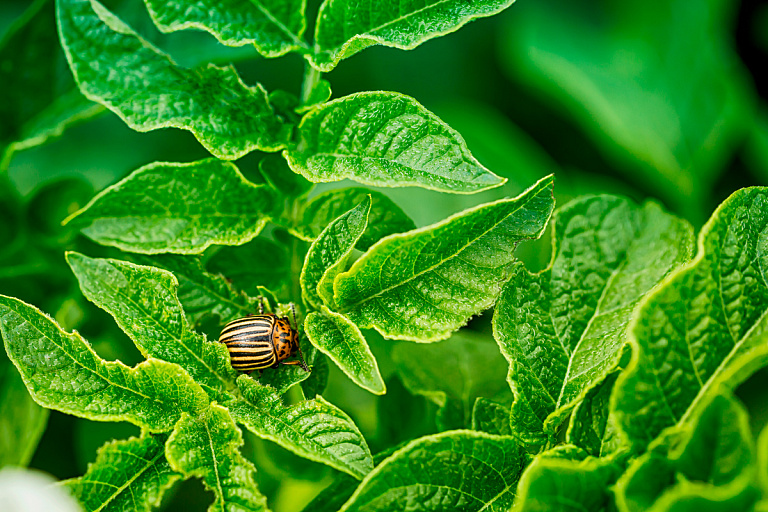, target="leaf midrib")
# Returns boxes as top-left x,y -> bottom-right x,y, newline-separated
339,186 -> 548,311
91,444 -> 168,512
